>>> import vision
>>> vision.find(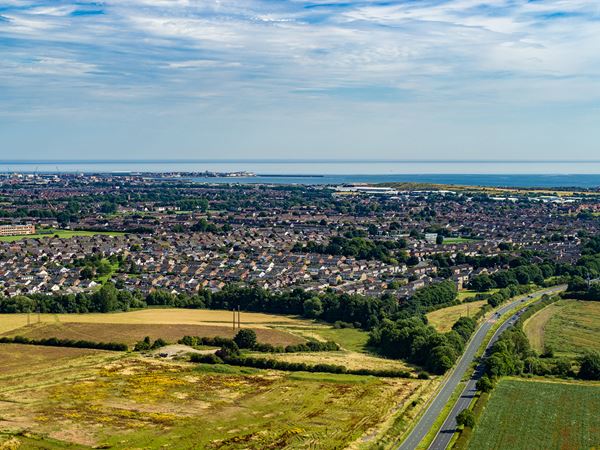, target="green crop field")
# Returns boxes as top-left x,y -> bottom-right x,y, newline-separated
468,379 -> 600,450
540,300 -> 600,356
